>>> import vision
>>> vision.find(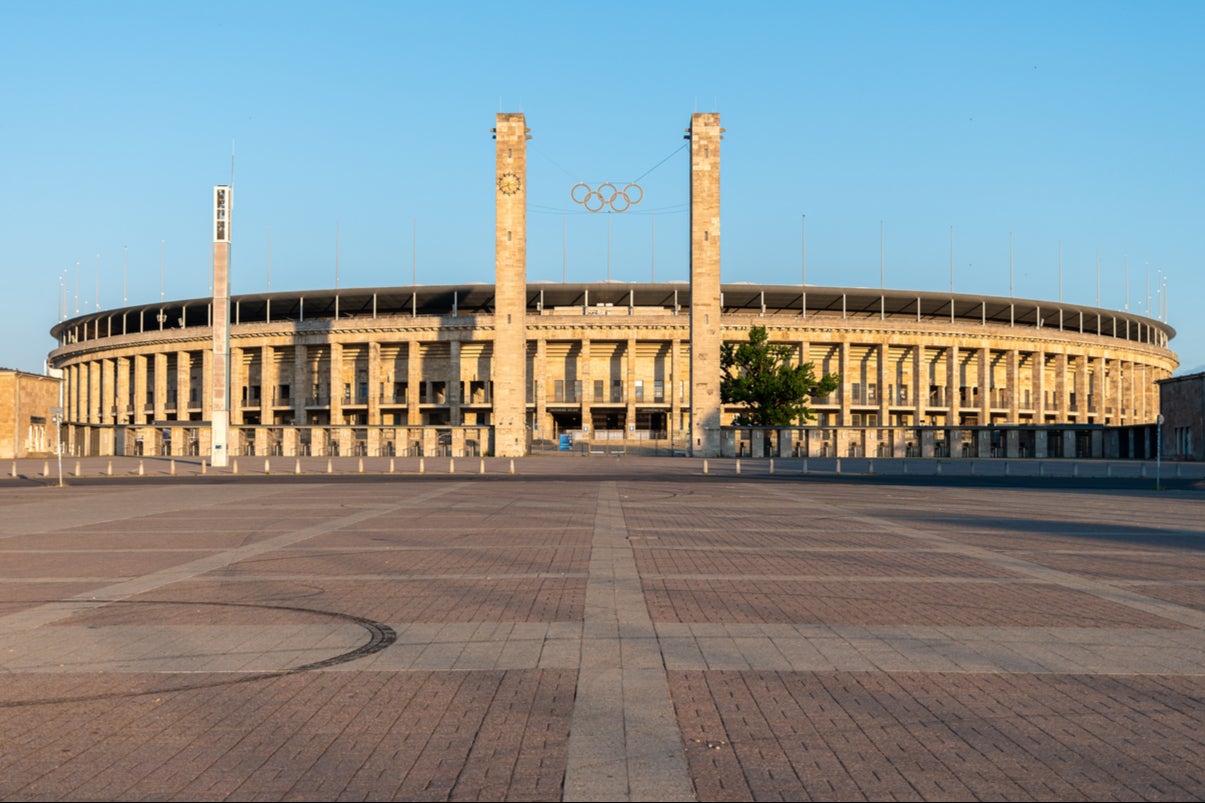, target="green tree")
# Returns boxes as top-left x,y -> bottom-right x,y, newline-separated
720,326 -> 840,426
